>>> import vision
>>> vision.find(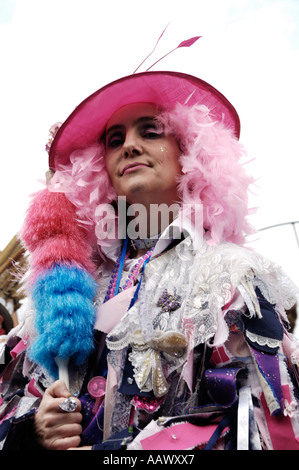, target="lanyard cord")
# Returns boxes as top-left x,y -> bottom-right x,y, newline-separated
114,236 -> 128,296
113,236 -> 151,309
128,256 -> 151,309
